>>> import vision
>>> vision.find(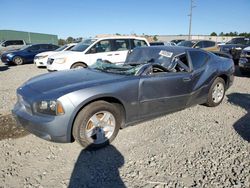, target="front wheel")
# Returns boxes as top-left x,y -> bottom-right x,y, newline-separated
205,77 -> 225,107
13,56 -> 24,65
72,101 -> 122,149
71,62 -> 86,69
